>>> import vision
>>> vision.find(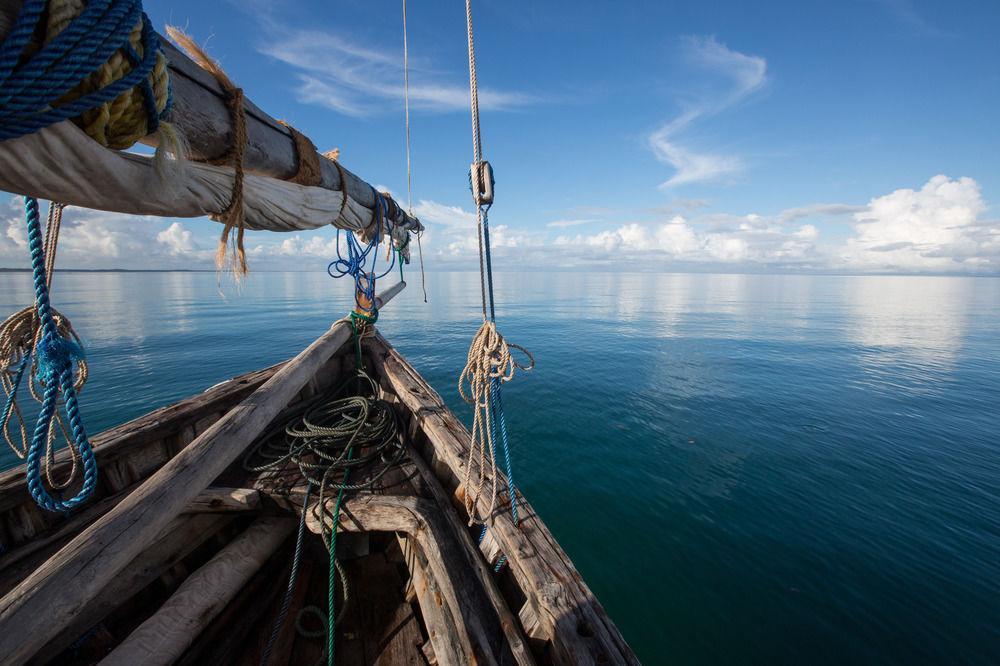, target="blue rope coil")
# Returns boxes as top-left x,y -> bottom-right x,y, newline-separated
327,190 -> 396,314
22,197 -> 97,513
0,0 -> 170,142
